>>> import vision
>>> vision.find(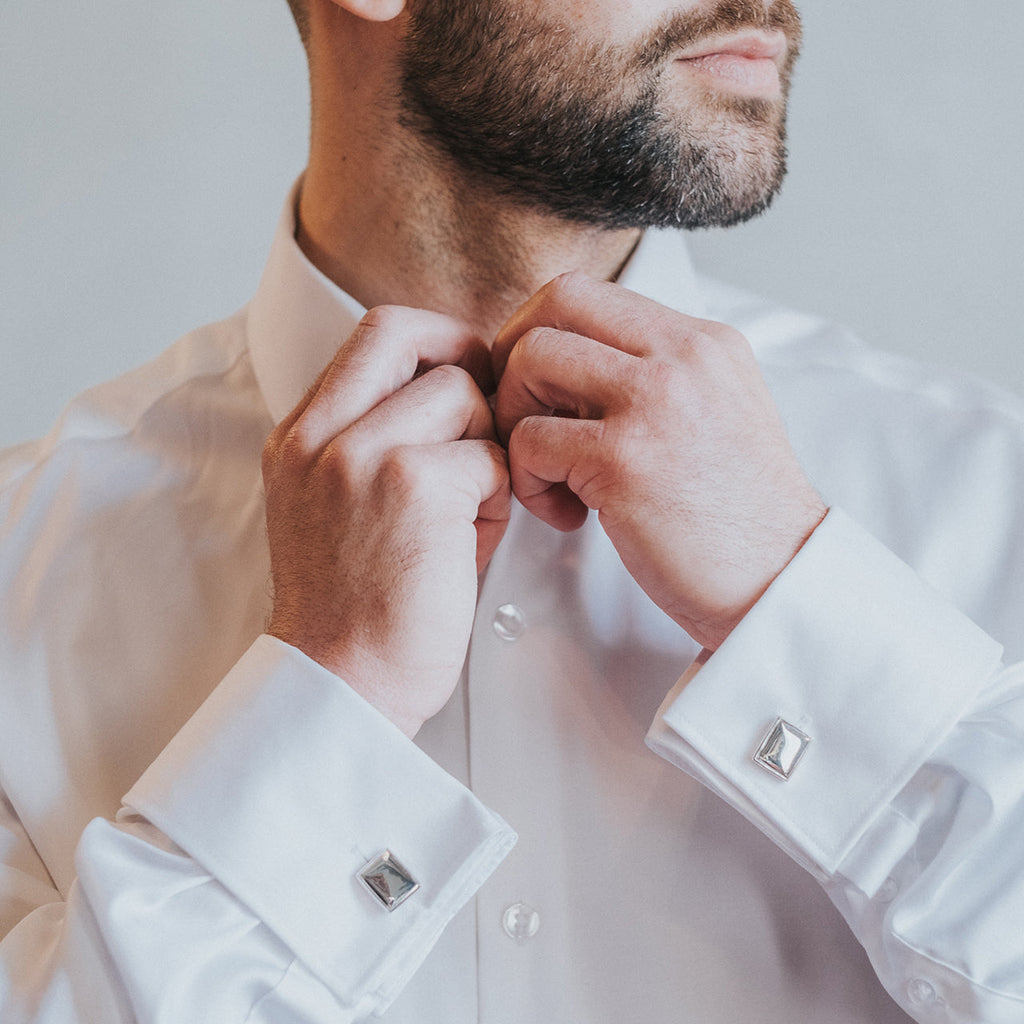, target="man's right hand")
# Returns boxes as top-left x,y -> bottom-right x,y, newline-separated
261,307 -> 511,738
